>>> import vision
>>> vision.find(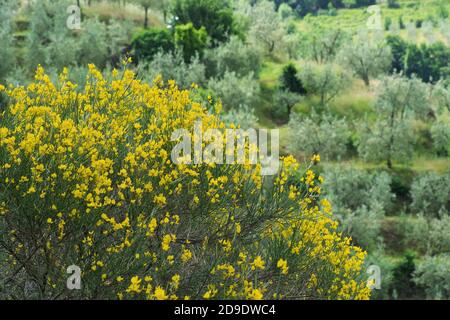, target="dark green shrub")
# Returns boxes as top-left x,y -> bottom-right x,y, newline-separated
171,0 -> 235,44
390,251 -> 425,299
387,0 -> 400,8
174,23 -> 209,62
386,35 -> 450,83
386,35 -> 407,73
389,168 -> 414,207
384,17 -> 392,31
280,63 -> 307,95
131,28 -> 174,62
